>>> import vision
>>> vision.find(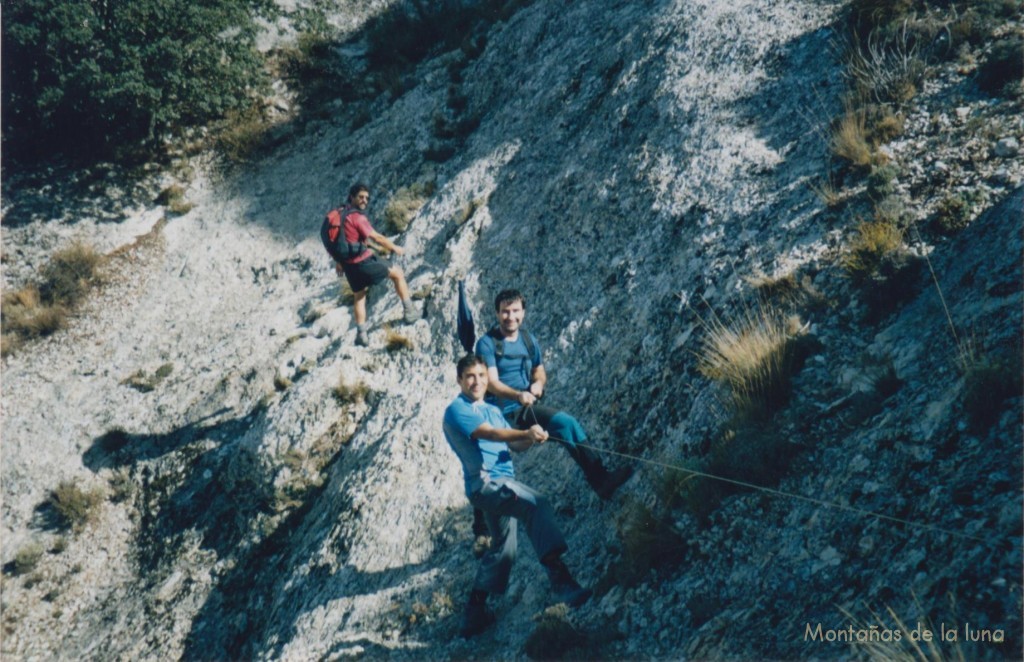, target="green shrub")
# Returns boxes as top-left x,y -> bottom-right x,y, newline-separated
157,186 -> 194,215
867,164 -> 899,199
524,605 -> 585,660
933,194 -> 971,234
49,480 -> 104,531
613,501 -> 684,586
216,104 -> 271,162
977,37 -> 1024,95
873,196 -> 906,226
961,351 -> 1022,431
3,0 -> 275,164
